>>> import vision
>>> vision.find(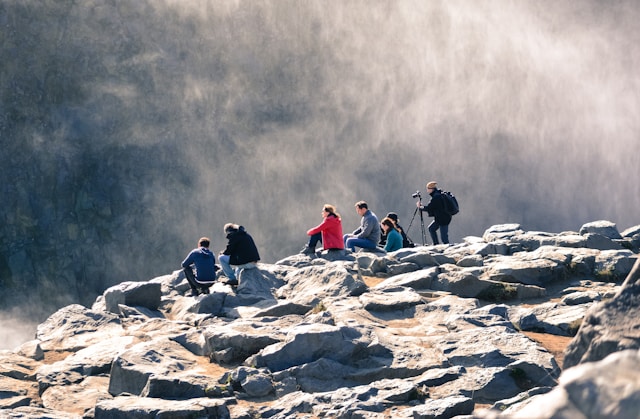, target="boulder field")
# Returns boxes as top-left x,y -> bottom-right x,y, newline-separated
1,220 -> 639,418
